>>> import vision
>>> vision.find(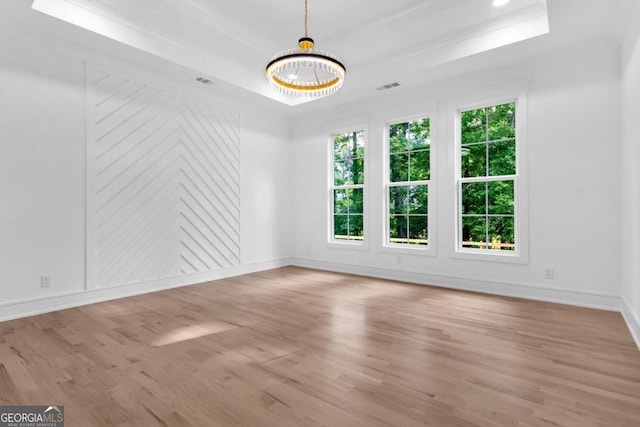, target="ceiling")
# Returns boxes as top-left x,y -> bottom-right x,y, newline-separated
24,0 -> 637,113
